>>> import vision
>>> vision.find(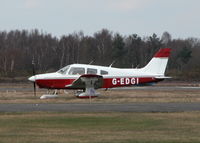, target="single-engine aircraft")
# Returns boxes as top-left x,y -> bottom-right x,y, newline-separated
29,48 -> 171,99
